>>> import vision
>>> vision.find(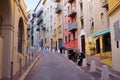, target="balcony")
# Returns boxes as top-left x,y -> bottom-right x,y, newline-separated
68,7 -> 76,17
37,8 -> 44,17
37,16 -> 43,25
55,5 -> 62,13
101,0 -> 108,8
54,0 -> 60,2
68,22 -> 77,32
41,24 -> 46,30
68,0 -> 74,3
